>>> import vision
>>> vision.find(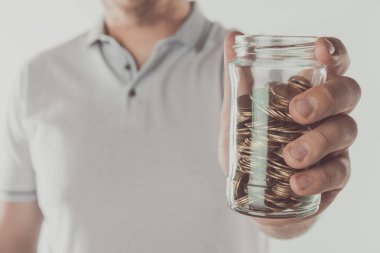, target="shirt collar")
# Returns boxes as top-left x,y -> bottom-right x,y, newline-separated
86,18 -> 106,46
86,2 -> 208,50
